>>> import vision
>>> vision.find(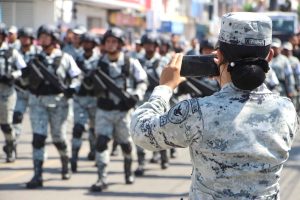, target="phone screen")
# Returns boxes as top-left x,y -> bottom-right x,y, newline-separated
180,55 -> 219,77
